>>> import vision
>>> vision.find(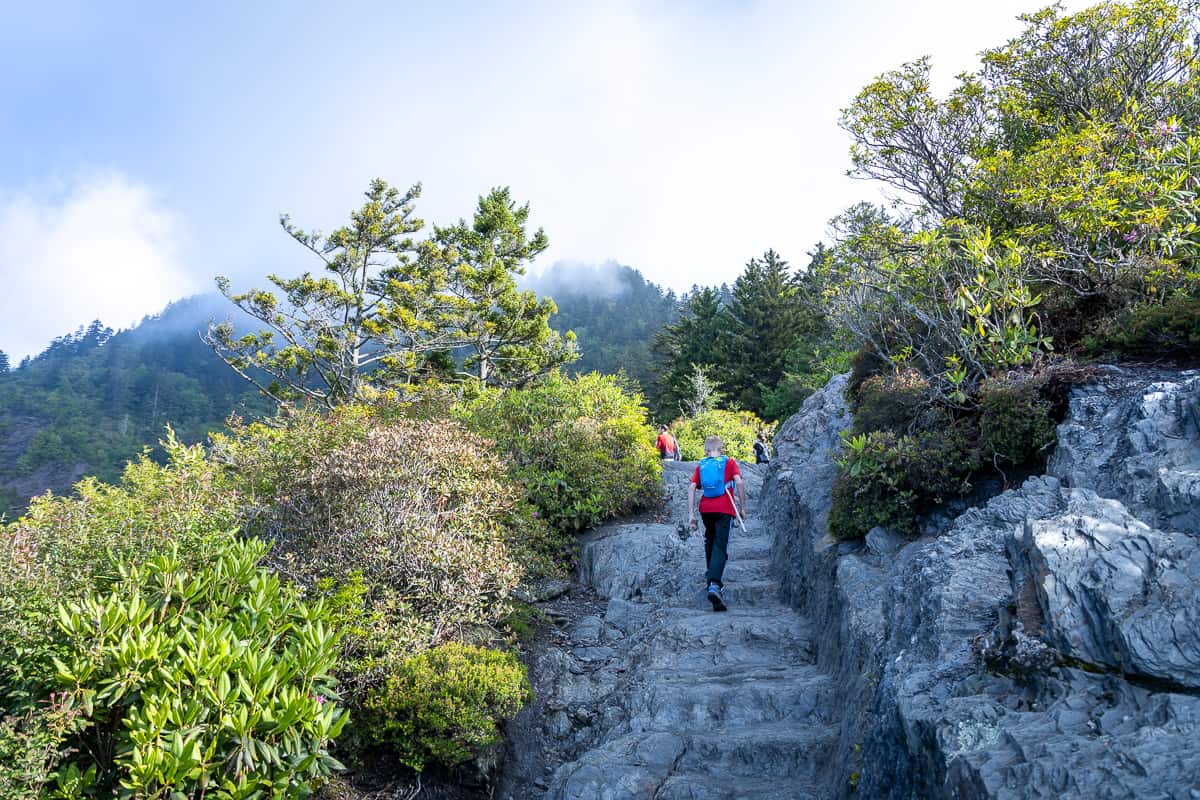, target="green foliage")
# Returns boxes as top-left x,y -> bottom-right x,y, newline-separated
458,372 -> 661,535
819,212 -> 1052,397
831,367 -> 1067,540
850,370 -> 936,435
670,409 -> 771,462
433,187 -> 578,385
829,426 -> 979,540
0,703 -> 77,800
761,338 -> 856,423
650,288 -> 729,421
978,375 -> 1058,468
215,406 -> 534,667
1082,295 -> 1200,358
0,300 -> 270,514
535,263 -> 681,391
46,538 -> 347,798
1,434 -> 239,708
832,0 -> 1200,380
209,181 -> 577,407
361,643 -> 531,773
649,250 -> 834,421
